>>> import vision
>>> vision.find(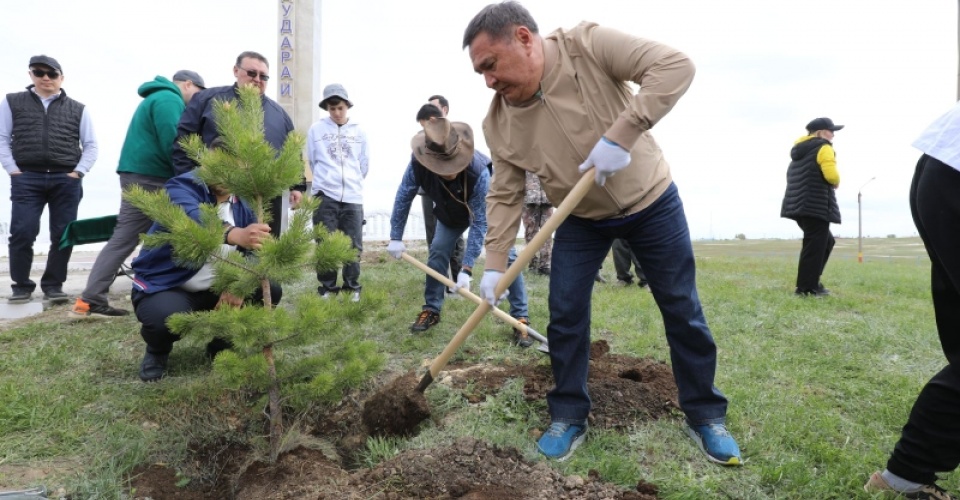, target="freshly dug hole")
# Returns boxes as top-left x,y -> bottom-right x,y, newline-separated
361,371 -> 431,436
